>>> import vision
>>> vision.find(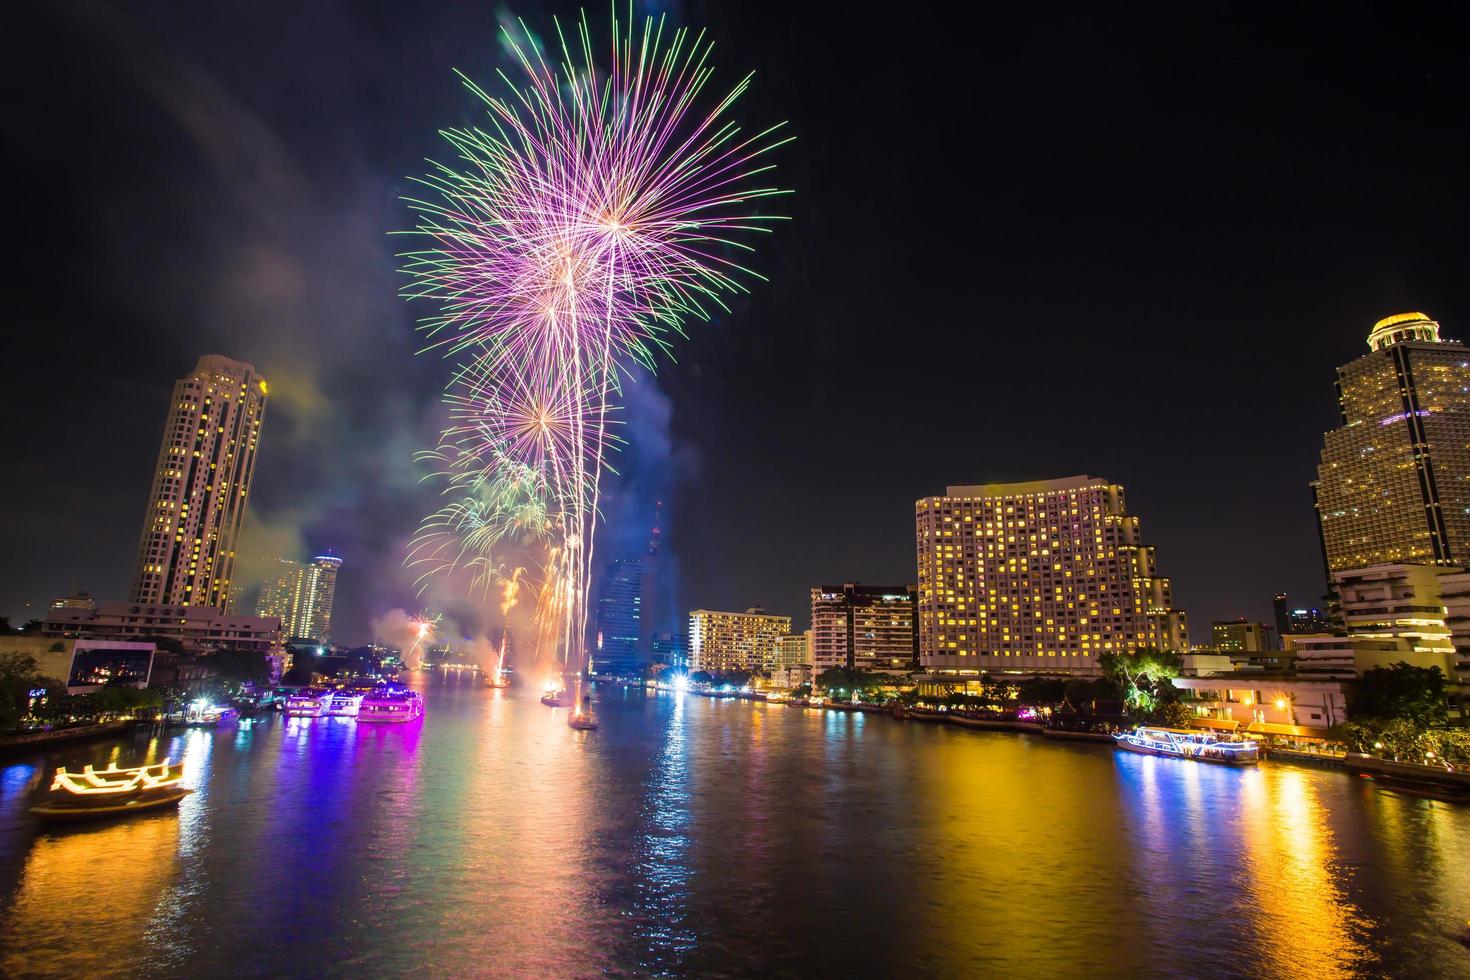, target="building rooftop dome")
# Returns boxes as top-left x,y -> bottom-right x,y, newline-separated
1368,312 -> 1439,351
